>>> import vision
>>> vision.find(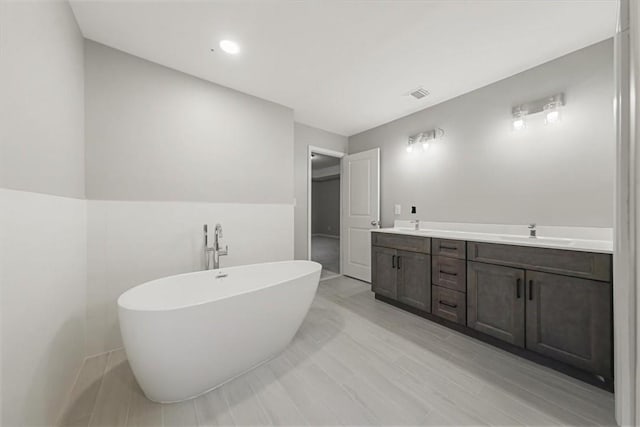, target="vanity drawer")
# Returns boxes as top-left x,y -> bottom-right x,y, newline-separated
372,232 -> 430,254
467,242 -> 612,282
432,285 -> 466,325
432,238 -> 466,259
432,256 -> 466,292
